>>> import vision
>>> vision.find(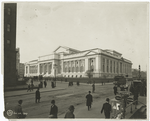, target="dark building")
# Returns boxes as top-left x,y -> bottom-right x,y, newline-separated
4,3 -> 17,87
